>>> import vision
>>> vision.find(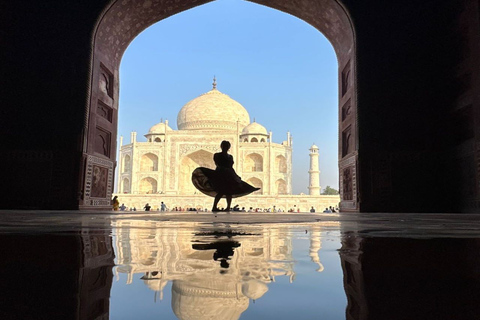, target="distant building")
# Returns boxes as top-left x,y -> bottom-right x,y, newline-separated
115,79 -> 339,211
